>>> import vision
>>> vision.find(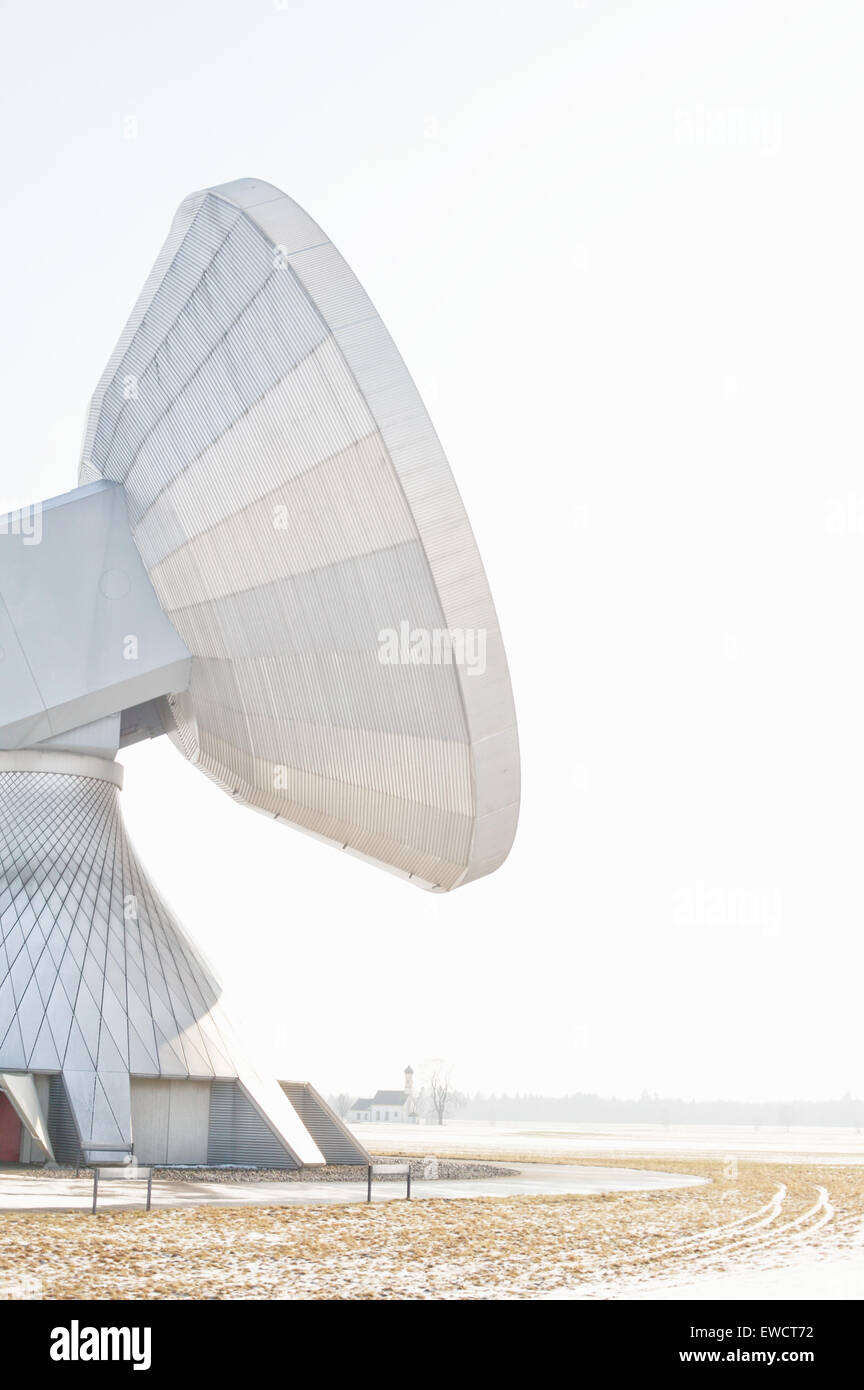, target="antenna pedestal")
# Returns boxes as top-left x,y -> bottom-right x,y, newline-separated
0,754 -> 330,1167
